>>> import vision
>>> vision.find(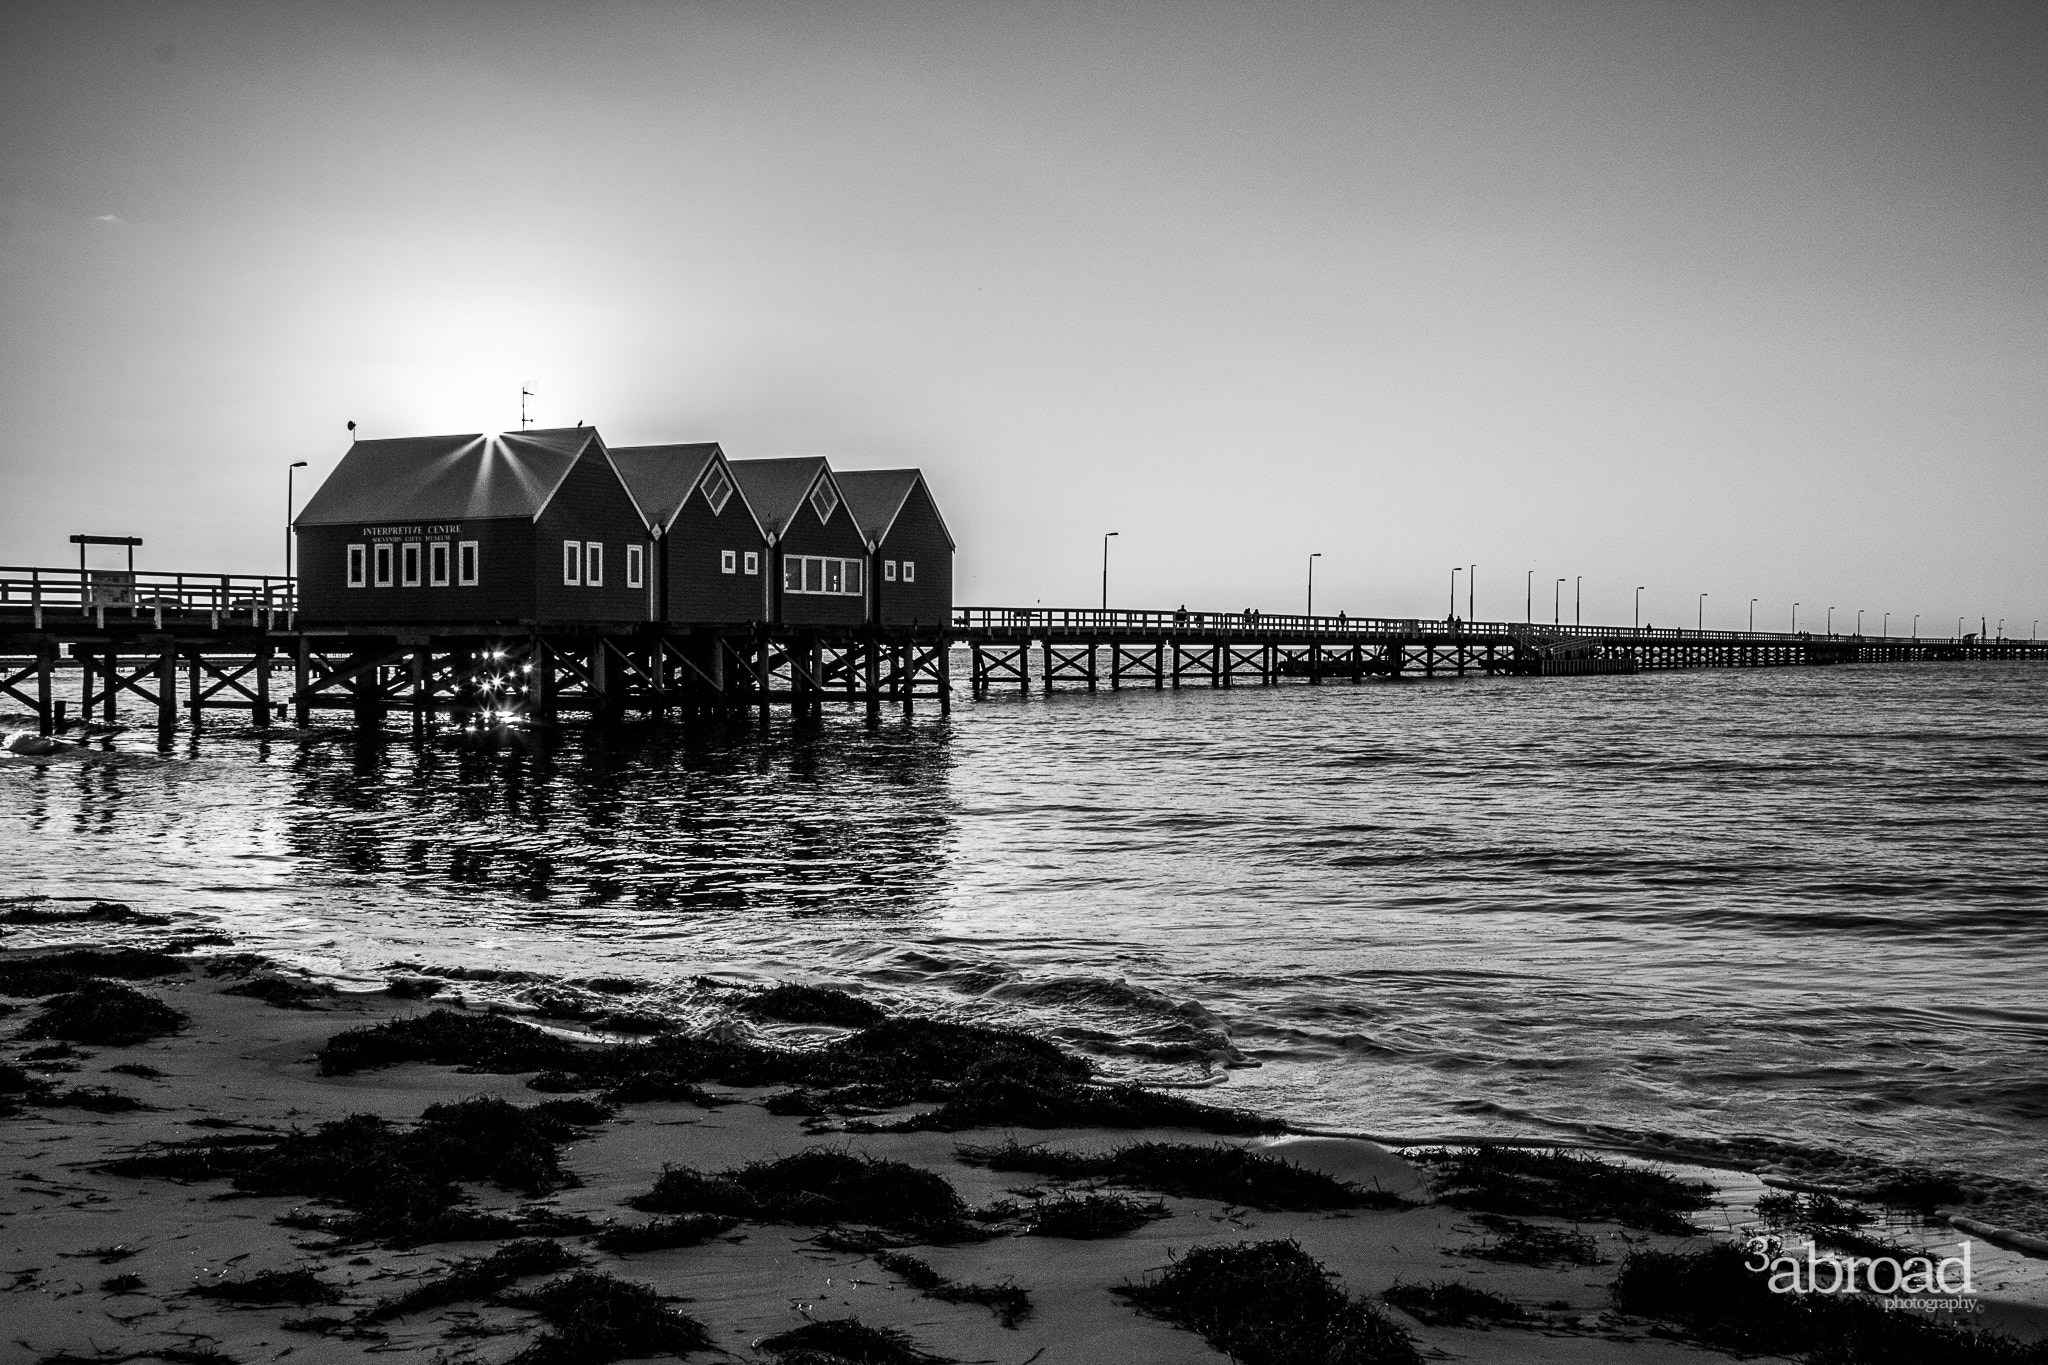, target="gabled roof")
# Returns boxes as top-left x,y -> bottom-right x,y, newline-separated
609,442 -> 762,536
295,427 -> 624,527
727,457 -> 839,540
834,468 -> 955,551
